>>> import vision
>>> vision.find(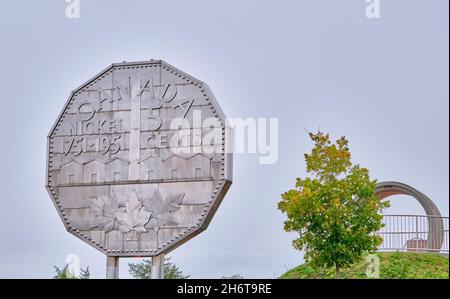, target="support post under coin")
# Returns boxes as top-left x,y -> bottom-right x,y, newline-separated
106,256 -> 119,279
151,253 -> 165,279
